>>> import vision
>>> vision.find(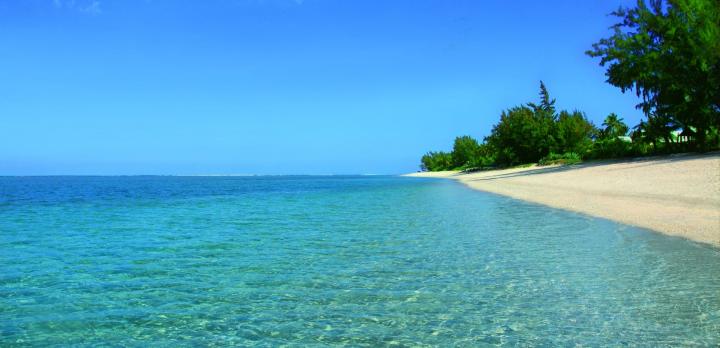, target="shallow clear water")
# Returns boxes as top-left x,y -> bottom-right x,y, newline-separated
0,176 -> 718,346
